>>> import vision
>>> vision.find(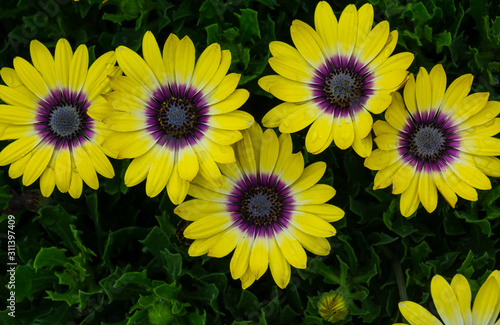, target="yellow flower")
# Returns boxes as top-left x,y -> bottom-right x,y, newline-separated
318,292 -> 349,323
96,31 -> 254,204
365,64 -> 500,217
0,39 -> 120,198
259,1 -> 413,157
395,271 -> 500,325
174,123 -> 344,289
